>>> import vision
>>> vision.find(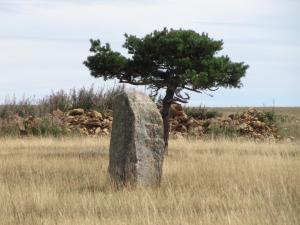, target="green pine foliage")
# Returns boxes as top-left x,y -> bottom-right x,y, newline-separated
84,28 -> 249,92
84,28 -> 249,148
